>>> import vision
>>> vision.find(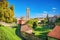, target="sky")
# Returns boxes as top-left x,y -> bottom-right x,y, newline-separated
7,0 -> 60,18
